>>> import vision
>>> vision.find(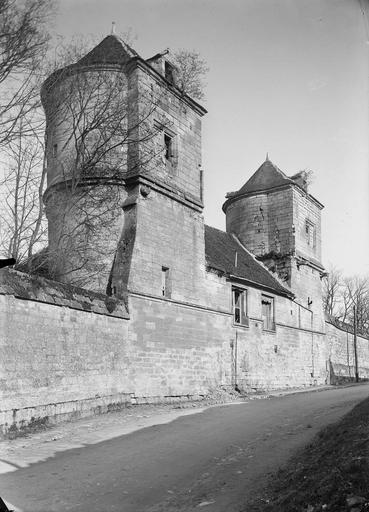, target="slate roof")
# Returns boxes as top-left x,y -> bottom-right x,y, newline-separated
230,159 -> 293,198
204,225 -> 293,297
77,35 -> 139,67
